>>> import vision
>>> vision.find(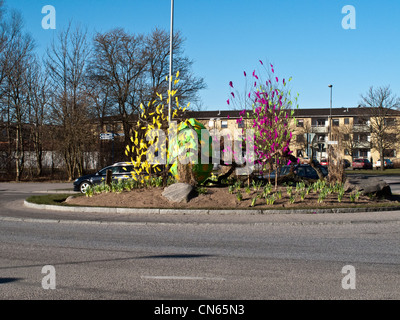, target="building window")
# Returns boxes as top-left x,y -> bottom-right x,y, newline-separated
296,135 -> 305,143
360,149 -> 369,158
238,120 -> 245,128
317,134 -> 326,142
355,134 -> 369,142
355,149 -> 369,158
344,118 -> 350,125
296,149 -> 304,157
355,117 -> 369,125
221,120 -> 228,128
384,118 -> 396,126
317,143 -> 326,153
383,149 -> 396,157
297,119 -> 304,127
316,119 -> 326,127
332,119 -> 339,126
